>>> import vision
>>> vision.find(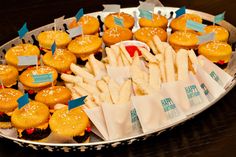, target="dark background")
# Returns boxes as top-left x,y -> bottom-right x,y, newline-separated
0,0 -> 236,156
